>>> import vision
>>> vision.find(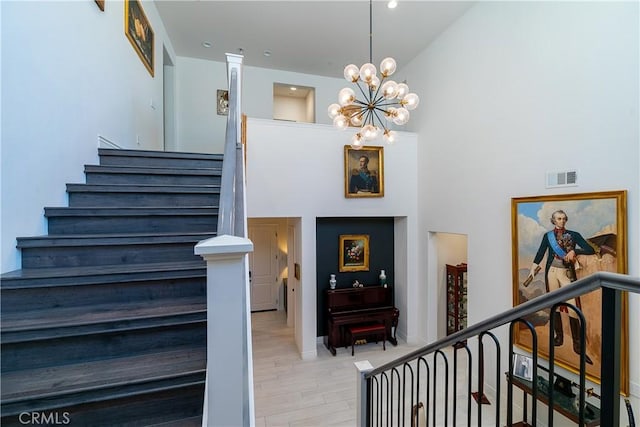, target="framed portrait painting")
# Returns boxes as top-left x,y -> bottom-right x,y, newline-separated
511,190 -> 628,393
344,145 -> 384,198
125,0 -> 154,77
217,90 -> 229,115
339,234 -> 369,272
